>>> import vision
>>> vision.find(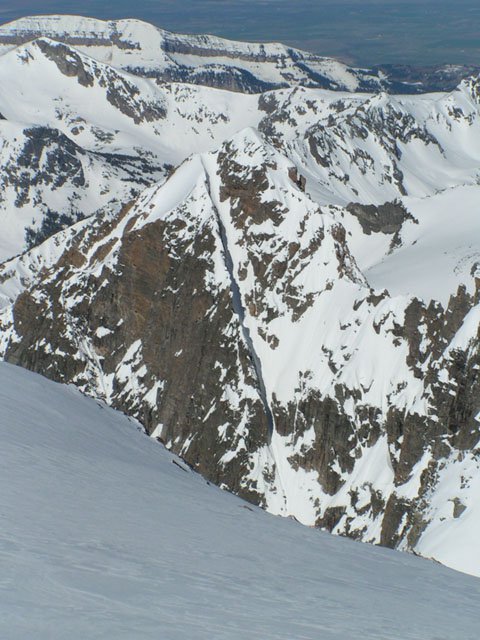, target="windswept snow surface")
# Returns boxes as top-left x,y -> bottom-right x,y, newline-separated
365,185 -> 480,305
1,362 -> 479,640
